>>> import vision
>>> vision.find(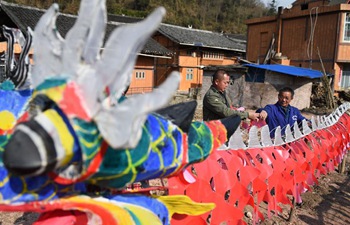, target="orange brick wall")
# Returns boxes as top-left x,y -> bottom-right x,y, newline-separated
154,33 -> 244,92
128,56 -> 155,94
0,42 -> 34,64
0,42 -> 34,54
